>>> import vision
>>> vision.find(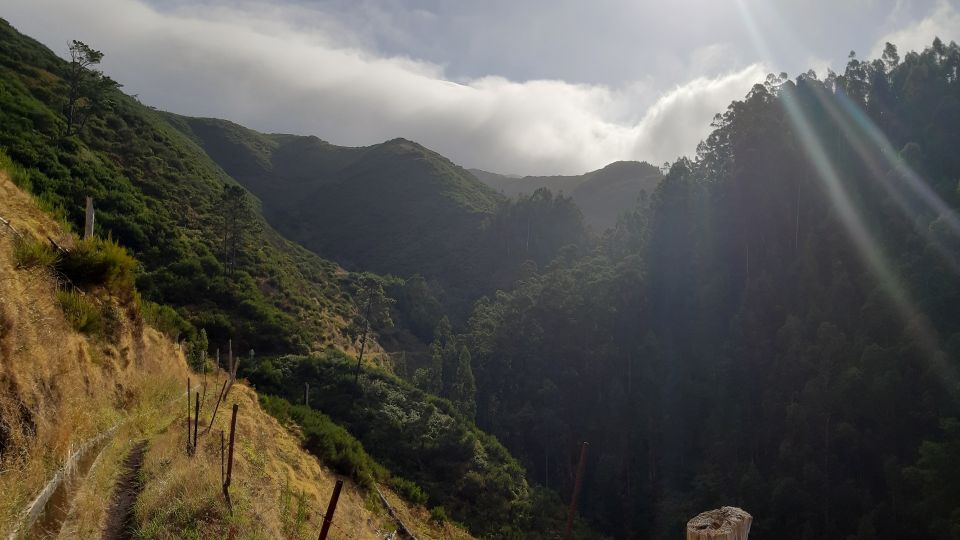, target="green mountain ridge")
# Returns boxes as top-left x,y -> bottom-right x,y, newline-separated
0,19 -> 363,354
470,160 -> 664,230
170,116 -> 503,284
0,19 -> 602,539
